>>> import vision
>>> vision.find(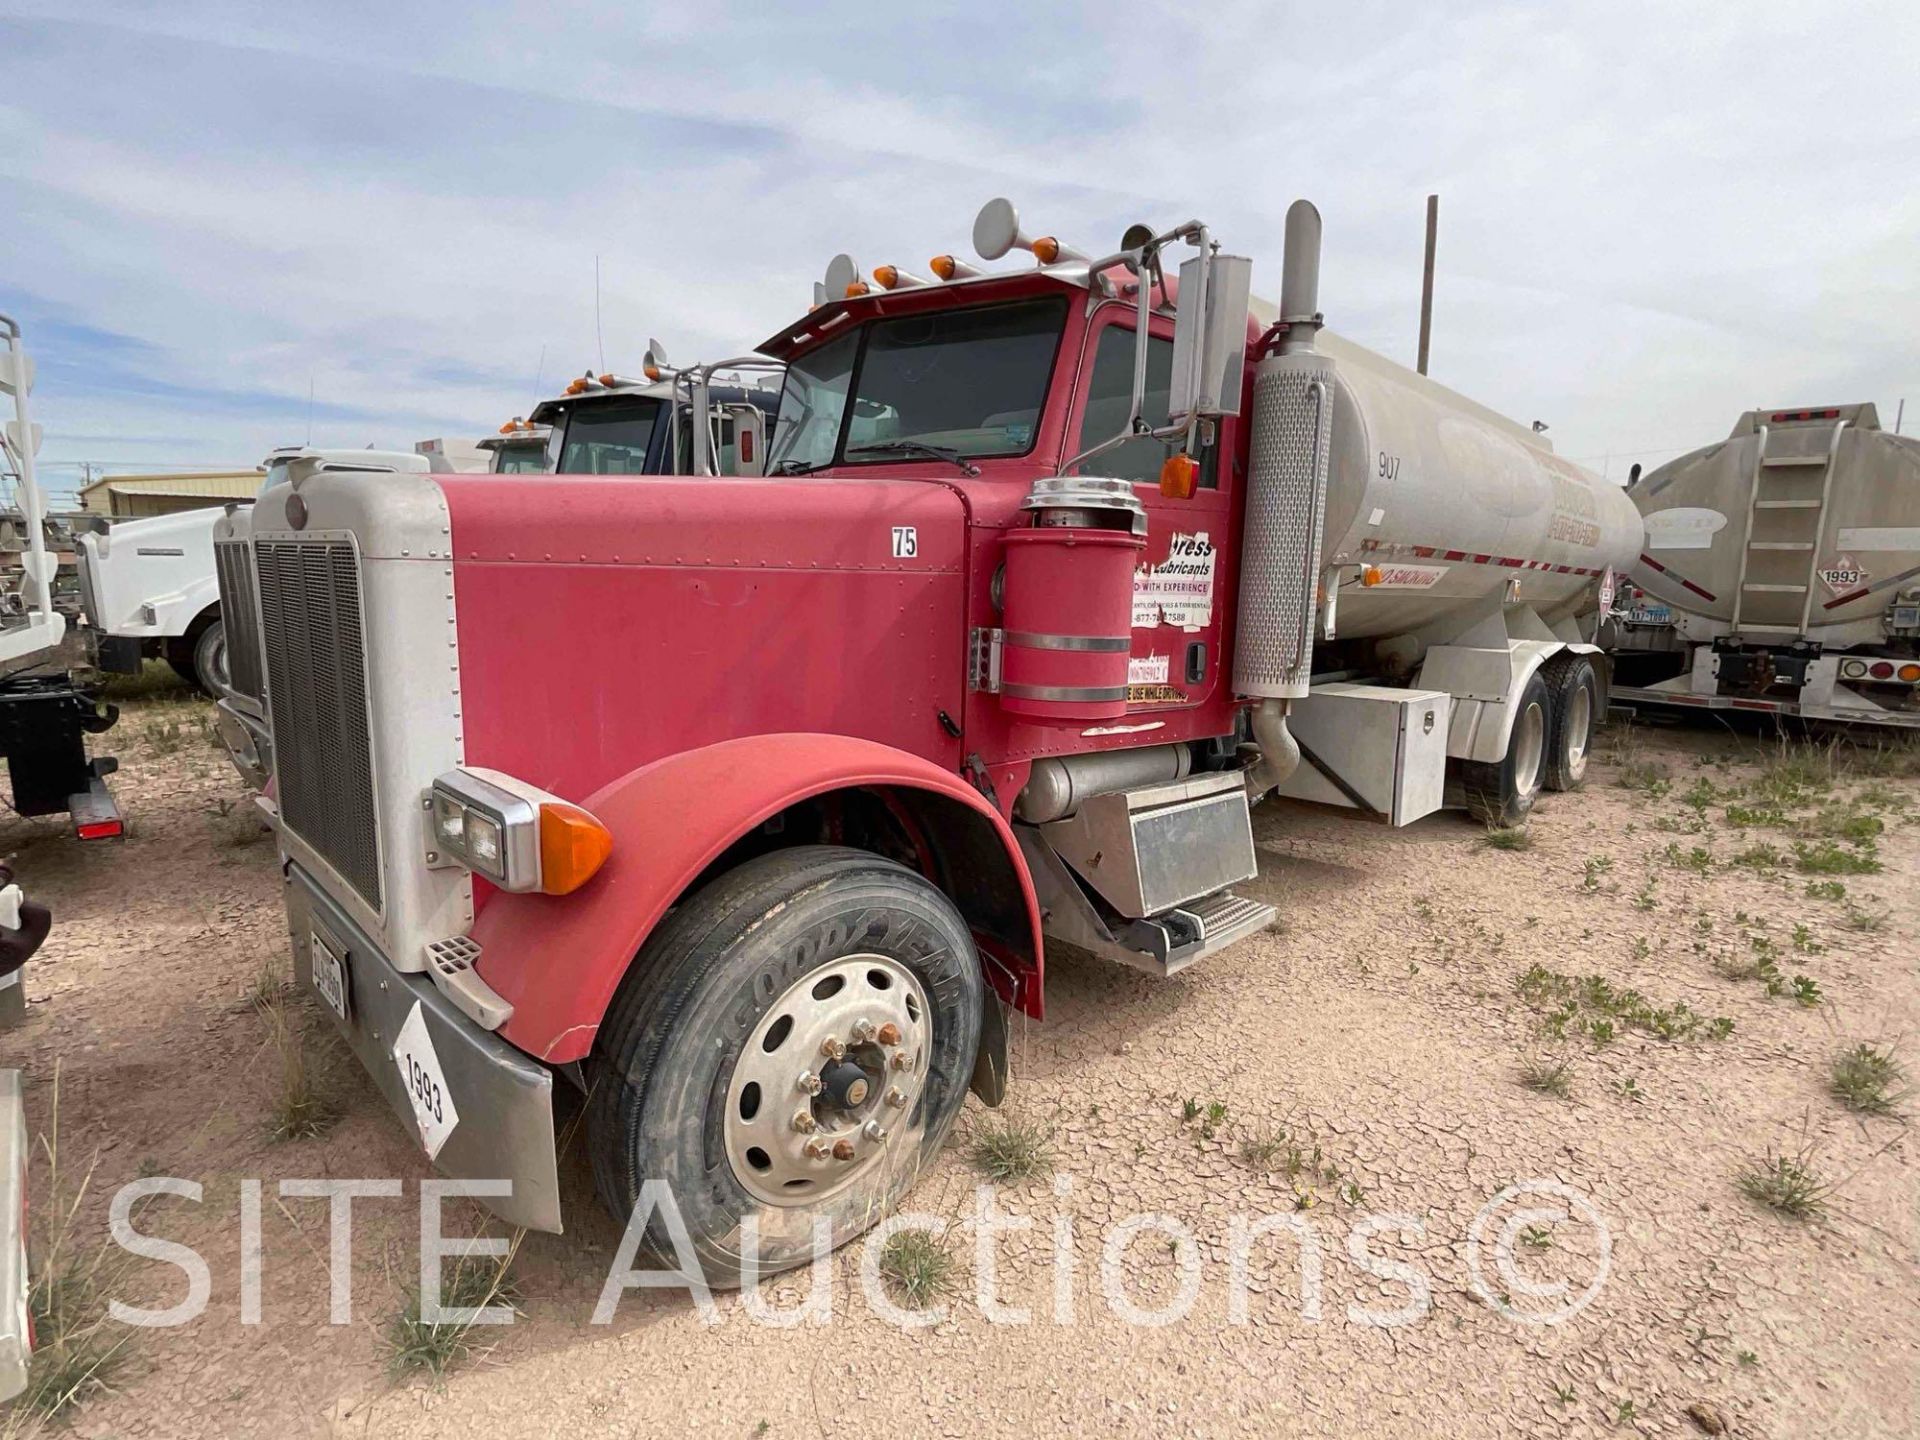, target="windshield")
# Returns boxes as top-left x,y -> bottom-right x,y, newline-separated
489,443 -> 548,475
556,397 -> 663,474
768,297 -> 1065,471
